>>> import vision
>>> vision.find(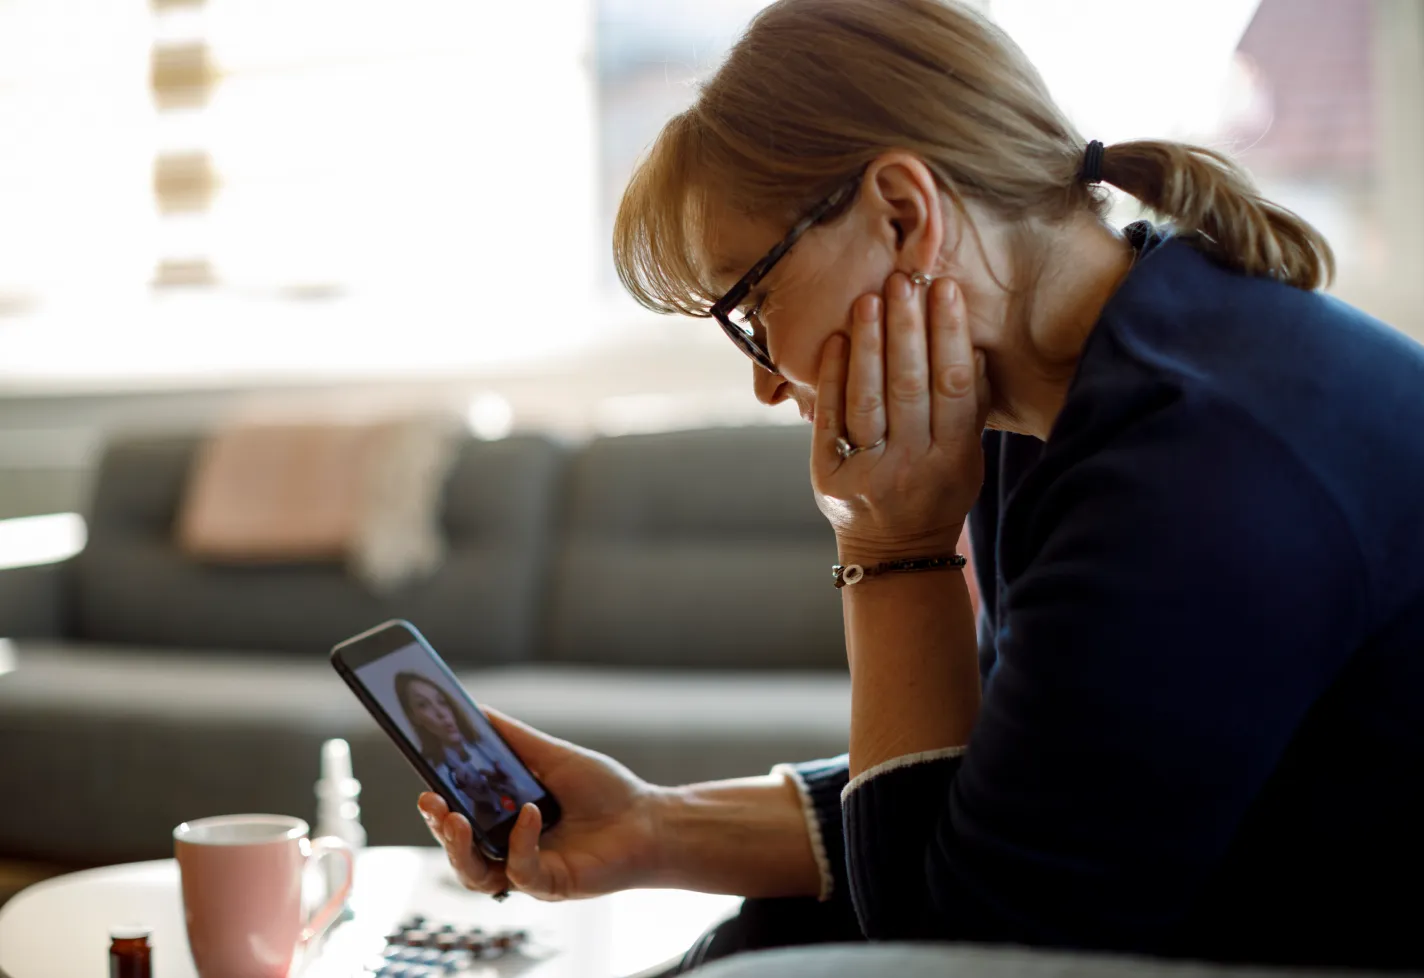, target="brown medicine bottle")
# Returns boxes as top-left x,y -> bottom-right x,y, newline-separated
108,926 -> 152,978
